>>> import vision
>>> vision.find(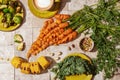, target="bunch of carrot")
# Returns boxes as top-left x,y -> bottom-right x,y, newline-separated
27,14 -> 78,59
